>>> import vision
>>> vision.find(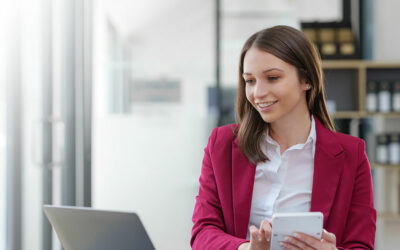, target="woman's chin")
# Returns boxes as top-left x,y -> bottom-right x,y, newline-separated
259,113 -> 277,123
